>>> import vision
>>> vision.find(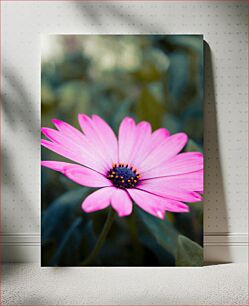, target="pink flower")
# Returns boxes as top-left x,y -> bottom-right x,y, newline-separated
41,115 -> 203,219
